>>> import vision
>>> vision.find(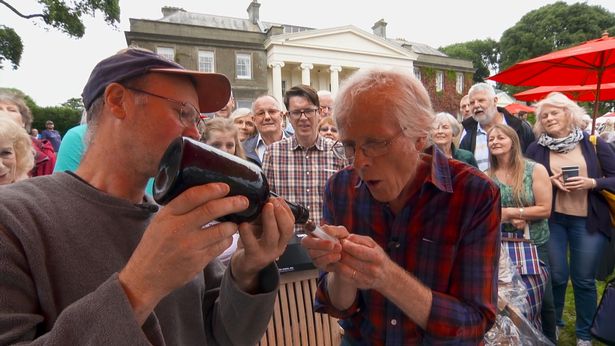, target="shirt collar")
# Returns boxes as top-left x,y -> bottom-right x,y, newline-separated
426,146 -> 454,193
256,131 -> 288,148
289,134 -> 326,151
